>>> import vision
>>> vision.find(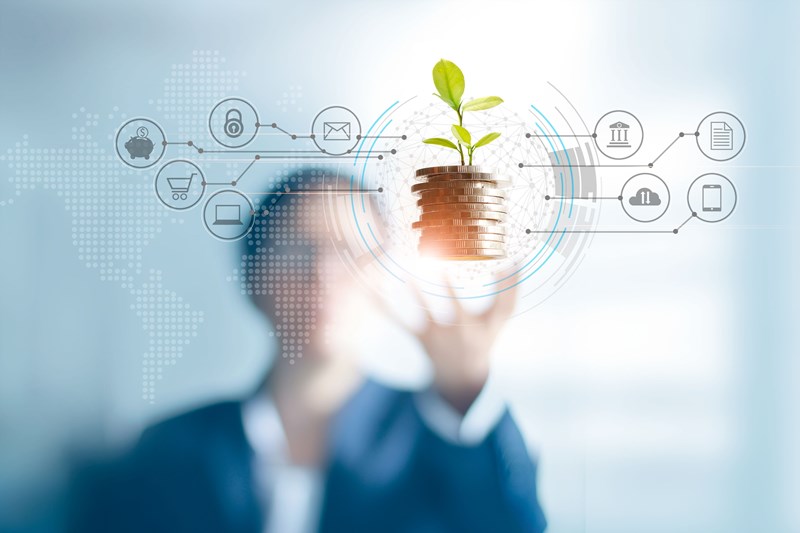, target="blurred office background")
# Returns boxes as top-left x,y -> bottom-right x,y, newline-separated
0,0 -> 797,532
